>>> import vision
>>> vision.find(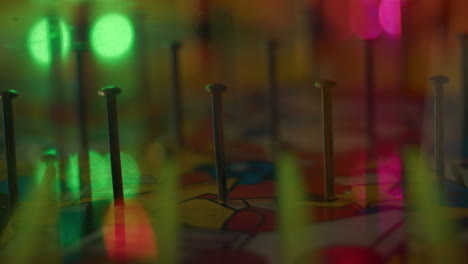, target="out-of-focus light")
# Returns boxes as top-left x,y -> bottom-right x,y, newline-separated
65,150 -> 141,198
34,148 -> 60,193
84,151 -> 141,197
323,0 -> 352,39
91,14 -> 134,58
66,153 -> 81,194
28,18 -> 71,65
379,0 -> 401,38
102,201 -> 158,262
349,0 -> 382,40
277,152 -> 312,263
